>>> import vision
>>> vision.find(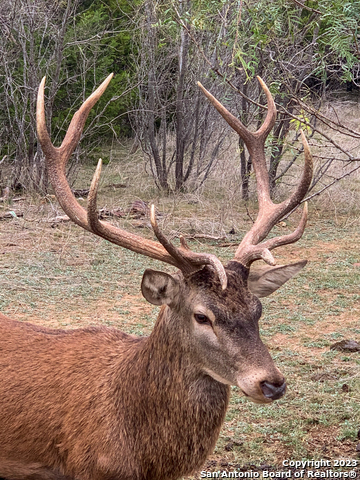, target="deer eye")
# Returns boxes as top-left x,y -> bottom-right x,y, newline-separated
194,314 -> 212,326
